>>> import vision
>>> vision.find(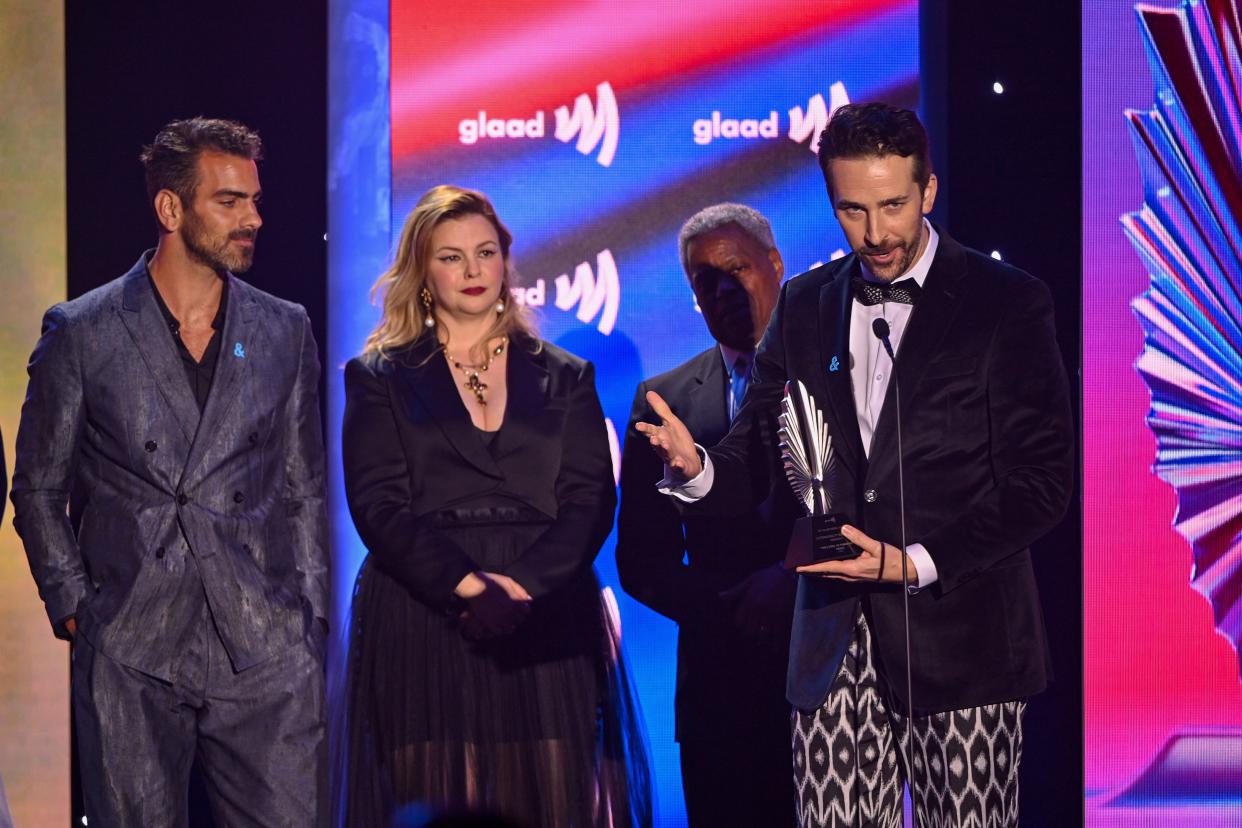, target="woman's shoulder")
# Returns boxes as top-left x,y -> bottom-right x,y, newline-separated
348,337 -> 435,377
345,350 -> 394,380
517,334 -> 590,376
